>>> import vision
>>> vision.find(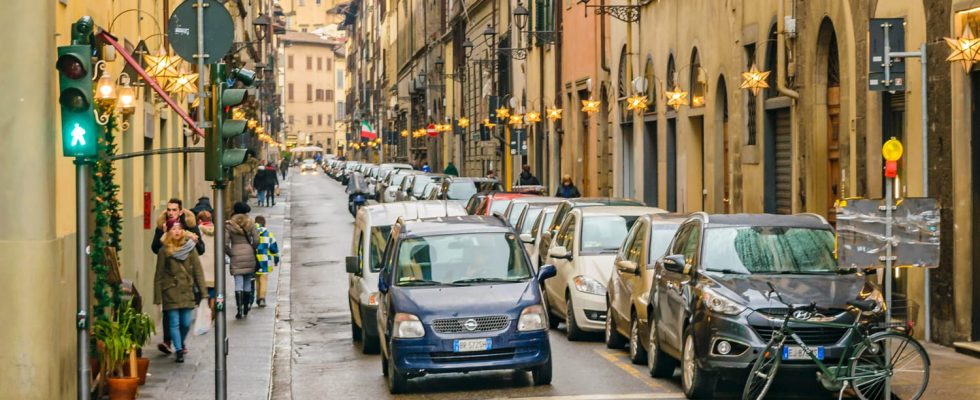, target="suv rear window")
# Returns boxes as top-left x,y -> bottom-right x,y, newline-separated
701,226 -> 836,274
